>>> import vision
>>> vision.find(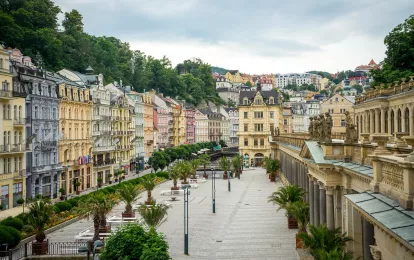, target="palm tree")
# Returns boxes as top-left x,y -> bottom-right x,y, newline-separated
313,248 -> 354,260
27,198 -> 53,243
169,163 -> 181,190
298,225 -> 353,259
268,184 -> 305,212
177,161 -> 191,184
118,183 -> 141,217
232,155 -> 243,177
286,201 -> 310,233
77,193 -> 117,241
189,159 -> 201,178
141,175 -> 157,204
198,154 -> 210,178
266,159 -> 280,181
219,156 -> 231,179
137,201 -> 171,229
